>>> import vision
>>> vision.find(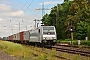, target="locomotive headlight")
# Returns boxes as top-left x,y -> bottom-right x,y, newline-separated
52,37 -> 56,39
43,37 -> 46,40
54,37 -> 56,39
